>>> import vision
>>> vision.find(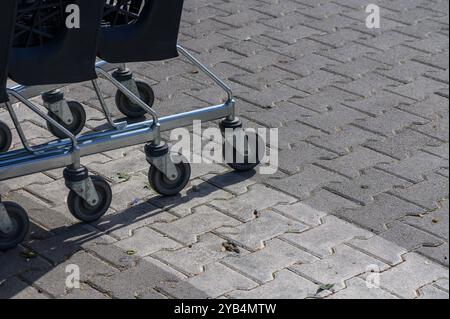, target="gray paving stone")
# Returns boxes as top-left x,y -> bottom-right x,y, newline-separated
274,202 -> 327,227
153,205 -> 240,245
354,109 -> 429,137
229,269 -> 319,299
417,283 -> 449,299
216,209 -> 308,251
266,164 -> 348,199
380,221 -> 444,251
223,238 -> 317,283
115,227 -> 182,257
301,189 -> 360,214
210,184 -> 296,222
21,251 -> 117,298
90,259 -> 199,299
364,128 -> 442,160
0,277 -> 49,299
152,234 -> 239,276
377,151 -> 448,183
278,142 -> 336,174
402,199 -> 449,240
327,278 -> 398,299
160,263 -> 257,299
319,147 -> 394,178
282,216 -> 372,257
417,242 -> 449,267
335,193 -> 425,233
326,168 -> 412,205
348,236 -> 408,266
292,245 -> 389,290
375,252 -> 449,299
308,126 -> 380,155
392,173 -> 449,209
150,179 -> 233,217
